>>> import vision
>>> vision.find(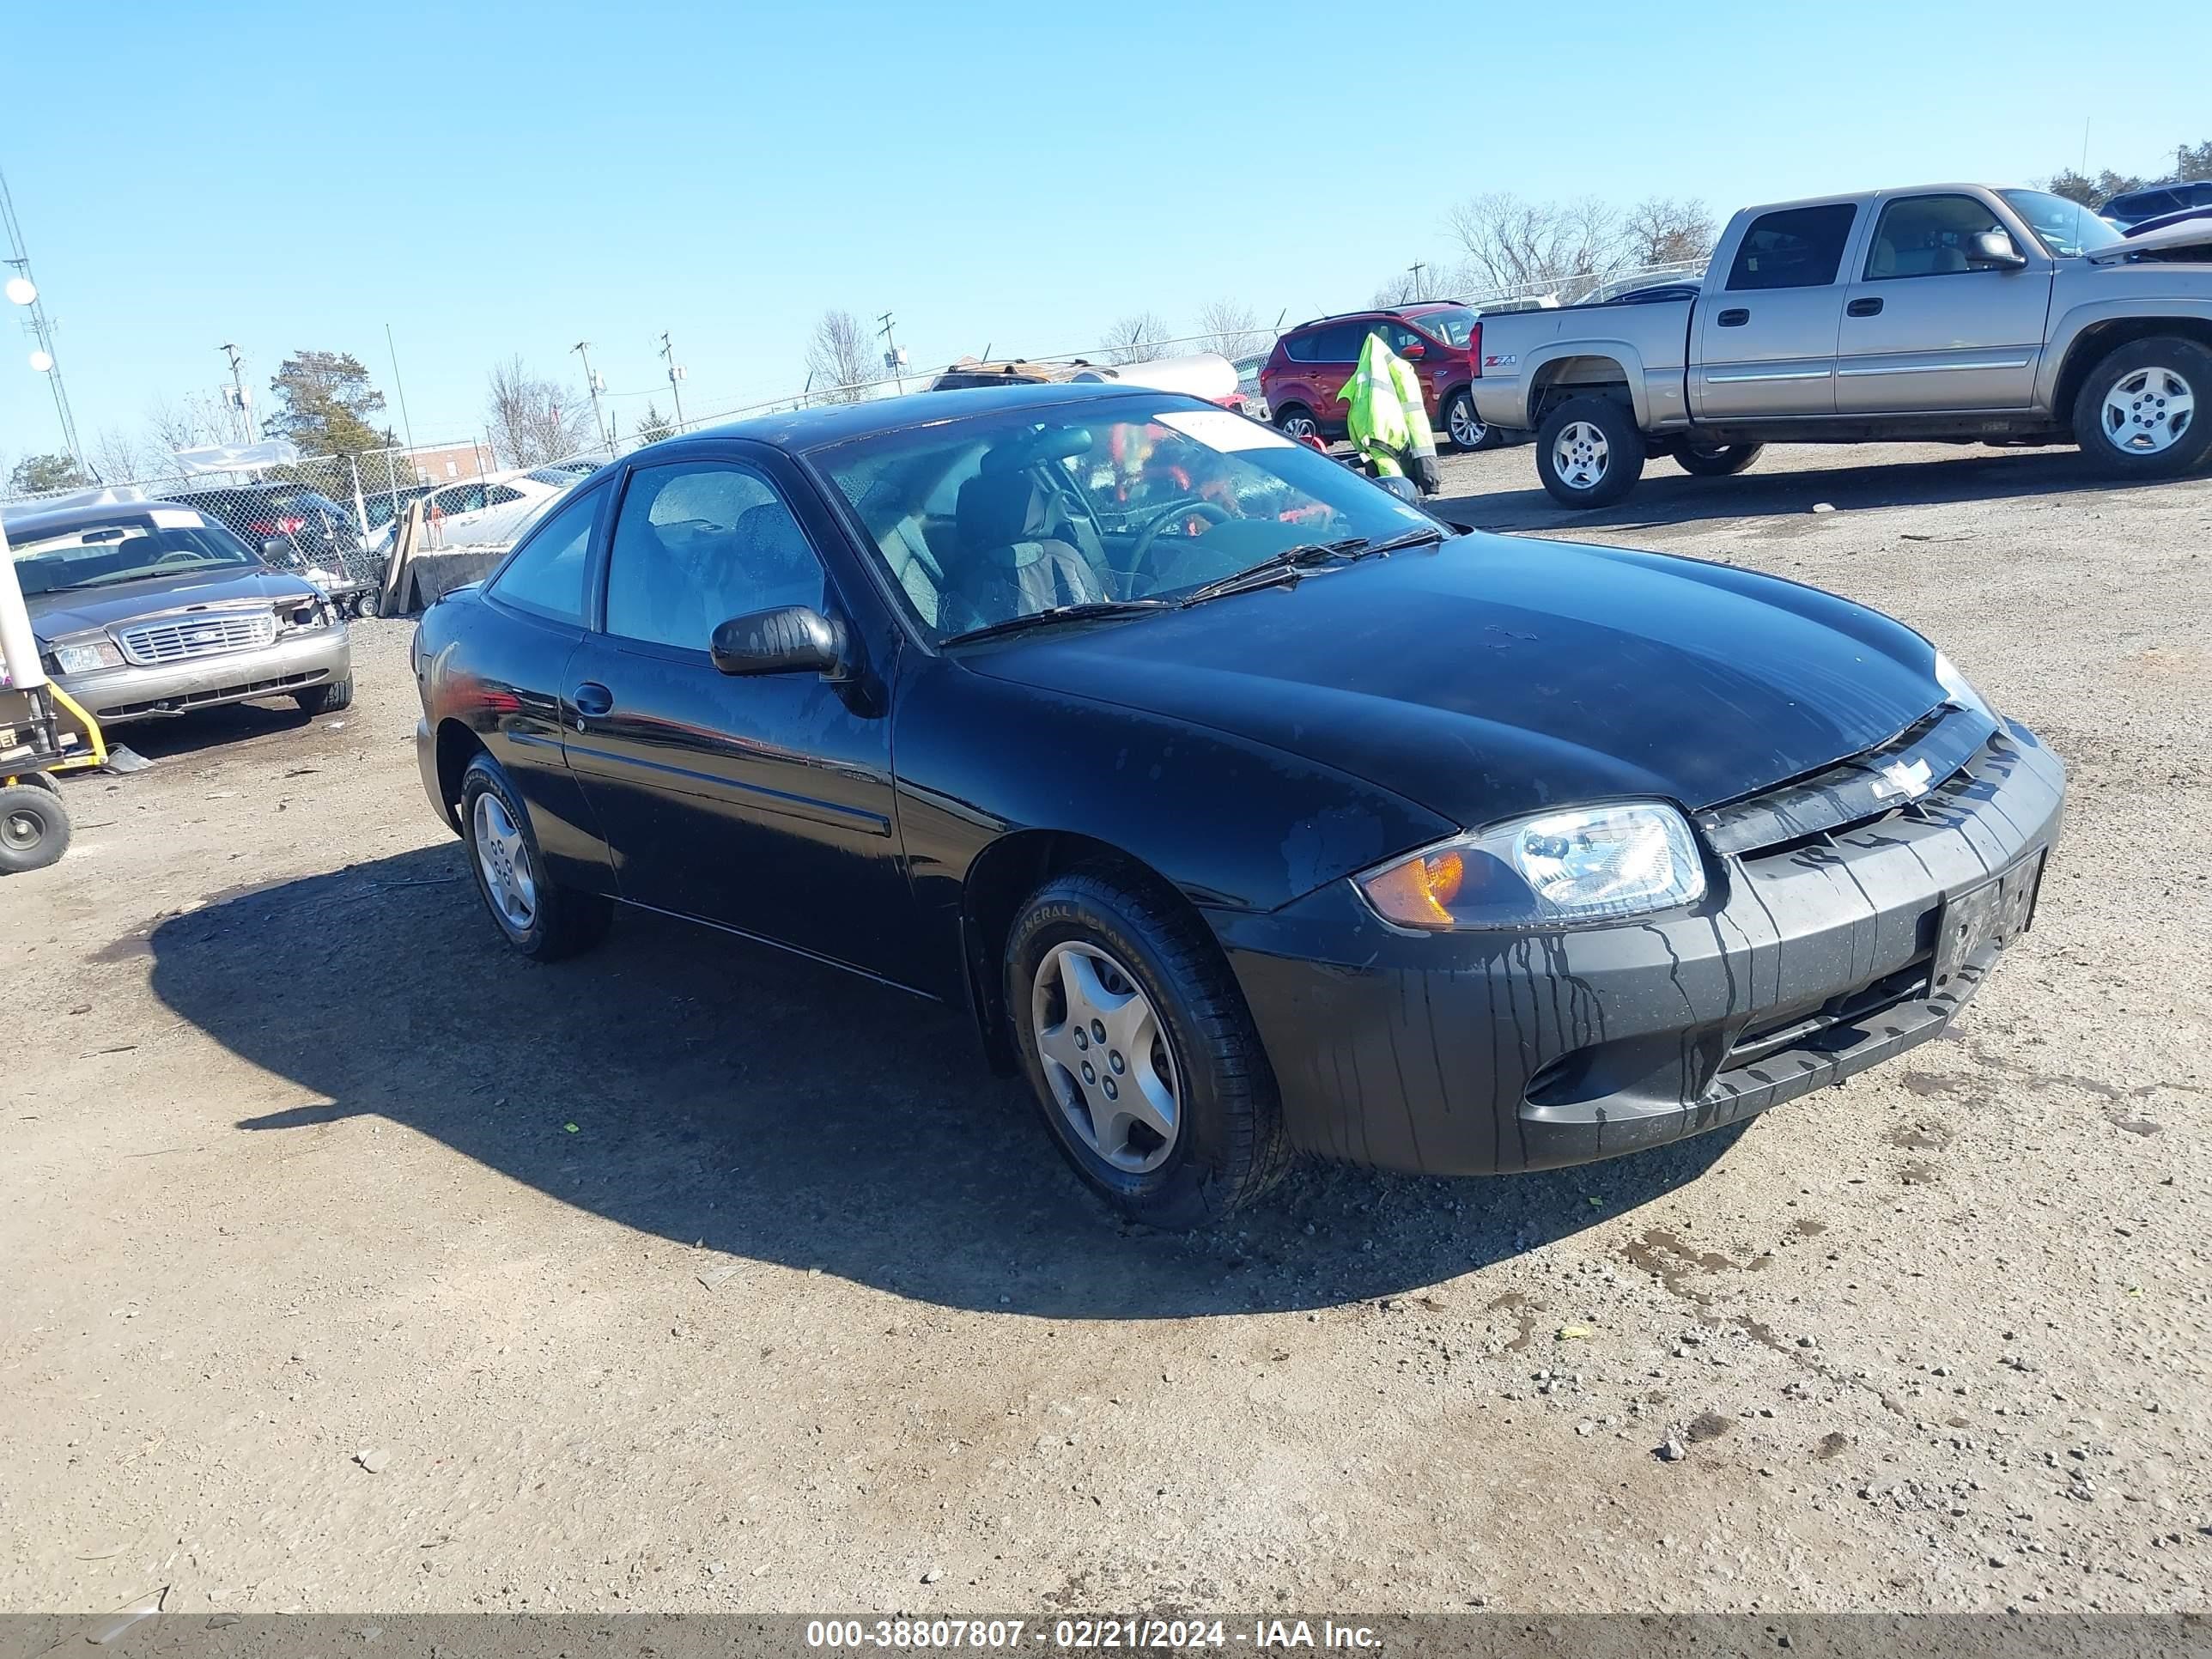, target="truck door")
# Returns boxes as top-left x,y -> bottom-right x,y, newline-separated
1833,192 -> 2054,413
1692,203 -> 1860,421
